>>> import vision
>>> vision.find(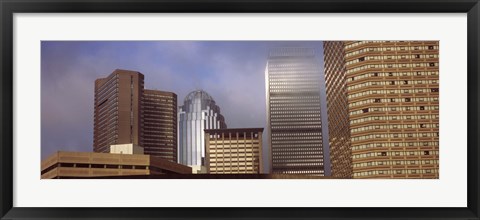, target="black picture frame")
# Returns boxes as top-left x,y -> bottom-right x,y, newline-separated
1,0 -> 479,219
